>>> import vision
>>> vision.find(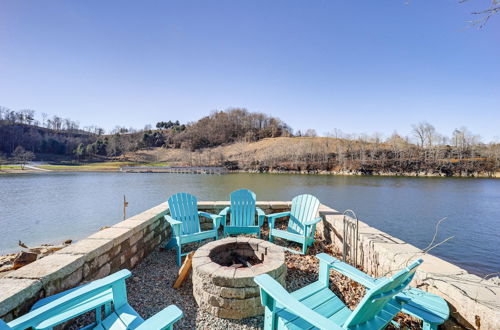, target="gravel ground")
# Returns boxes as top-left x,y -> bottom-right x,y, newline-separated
127,246 -> 262,330
67,228 -> 421,329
